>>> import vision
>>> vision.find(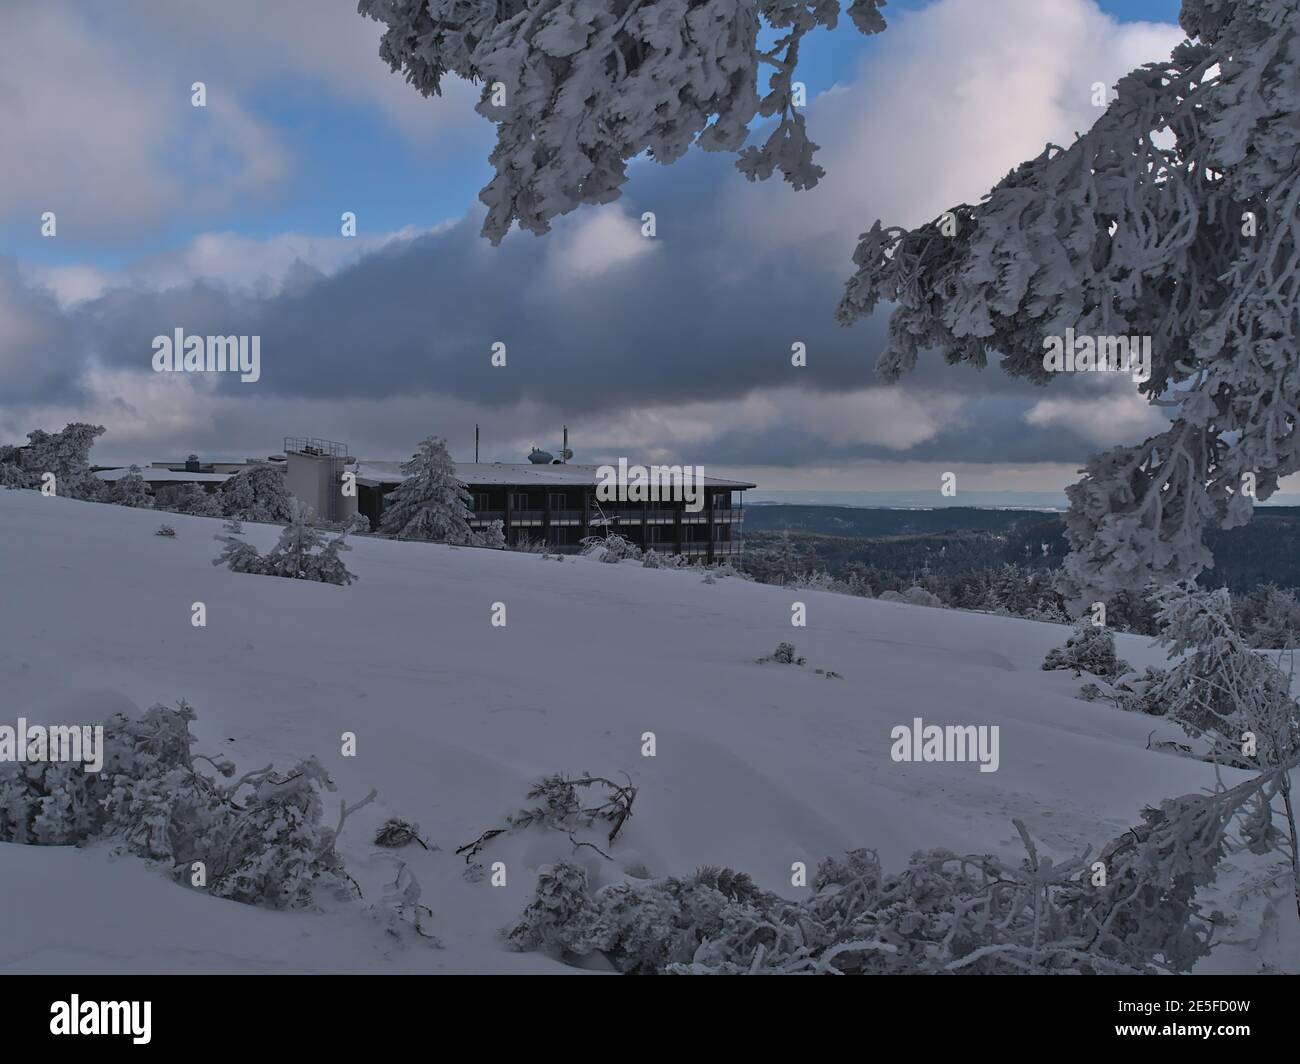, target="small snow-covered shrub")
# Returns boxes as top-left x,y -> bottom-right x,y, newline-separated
580,533 -> 642,563
790,570 -> 840,593
0,460 -> 34,489
155,483 -> 223,517
878,586 -> 942,608
470,518 -> 506,549
757,642 -> 805,666
643,550 -> 689,569
1042,623 -> 1130,679
155,524 -> 176,538
0,702 -> 368,910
